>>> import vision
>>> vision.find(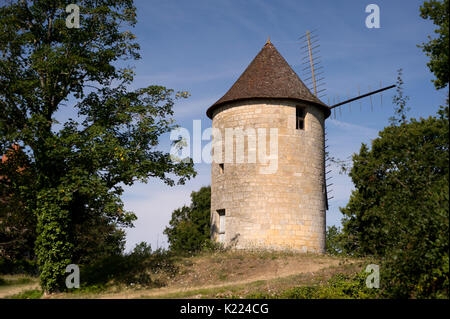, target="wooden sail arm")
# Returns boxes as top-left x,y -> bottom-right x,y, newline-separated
329,84 -> 395,109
